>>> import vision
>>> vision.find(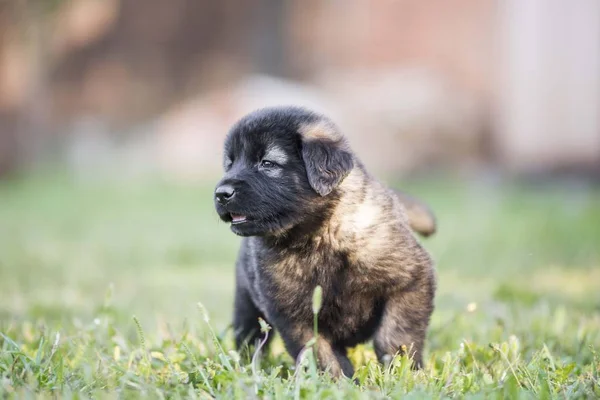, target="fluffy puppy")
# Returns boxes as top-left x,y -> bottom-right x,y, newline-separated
214,106 -> 436,378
